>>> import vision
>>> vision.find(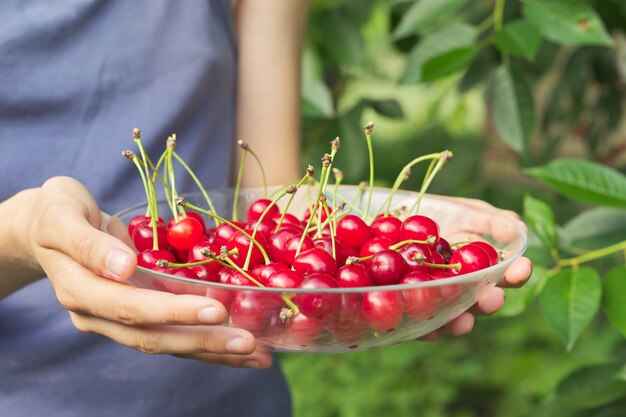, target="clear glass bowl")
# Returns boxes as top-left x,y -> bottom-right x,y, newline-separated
109,186 -> 527,353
